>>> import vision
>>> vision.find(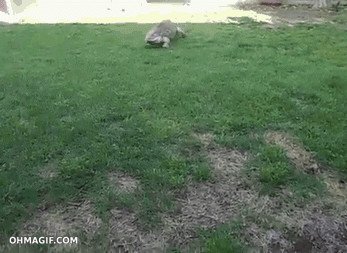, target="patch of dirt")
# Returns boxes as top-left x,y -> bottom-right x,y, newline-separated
240,189 -> 347,252
293,237 -> 314,253
272,212 -> 347,253
267,229 -> 293,252
109,171 -> 140,194
261,131 -> 347,252
298,213 -> 347,252
323,174 -> 347,202
238,3 -> 343,25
